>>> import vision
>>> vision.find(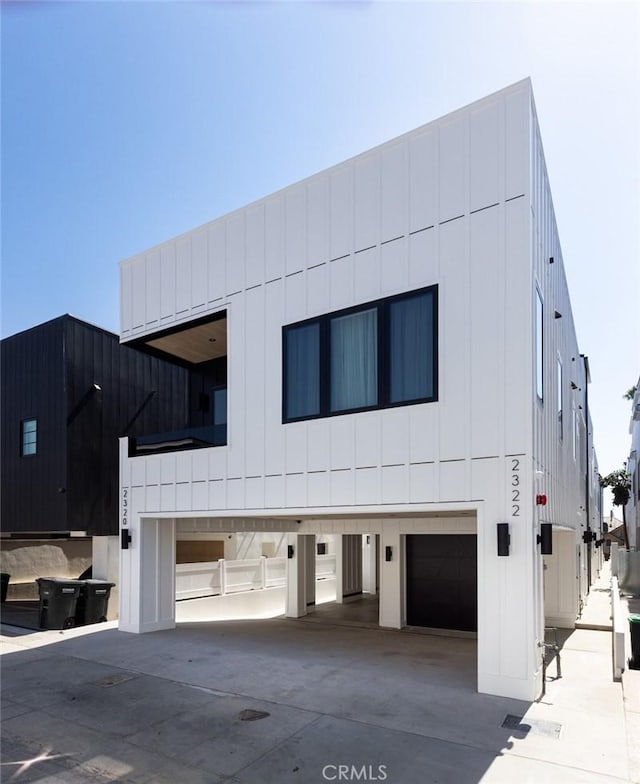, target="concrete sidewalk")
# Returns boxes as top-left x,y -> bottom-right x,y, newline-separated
577,559 -> 640,784
576,561 -> 613,631
1,609 -> 634,784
